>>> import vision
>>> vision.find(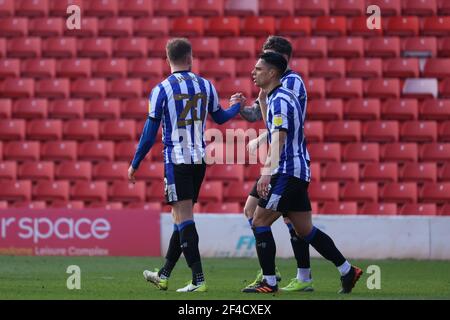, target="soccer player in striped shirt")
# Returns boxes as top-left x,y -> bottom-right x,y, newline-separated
128,38 -> 246,293
241,36 -> 314,292
242,52 -> 362,294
